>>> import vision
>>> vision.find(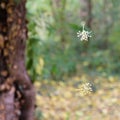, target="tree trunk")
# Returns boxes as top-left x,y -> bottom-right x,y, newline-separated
80,0 -> 92,28
51,0 -> 67,49
0,0 -> 35,120
80,0 -> 92,51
